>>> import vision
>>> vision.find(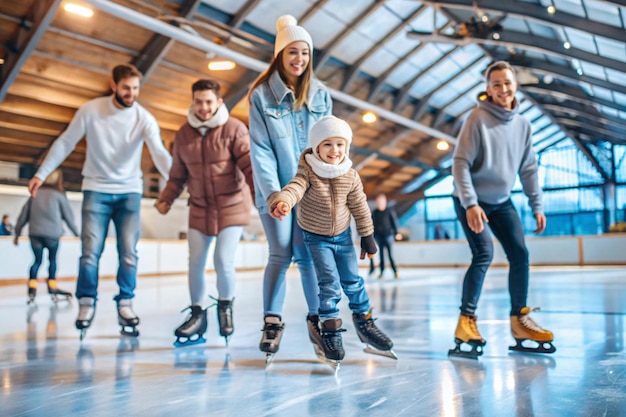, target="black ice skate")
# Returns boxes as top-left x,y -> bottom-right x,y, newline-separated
216,298 -> 234,346
260,316 -> 284,366
27,279 -> 37,305
47,279 -> 72,303
117,299 -> 140,337
320,318 -> 346,371
76,297 -> 96,341
174,305 -> 208,348
448,314 -> 486,360
306,314 -> 325,360
352,309 -> 397,360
